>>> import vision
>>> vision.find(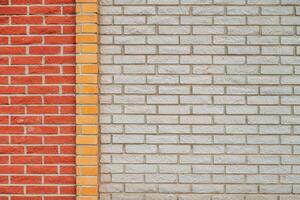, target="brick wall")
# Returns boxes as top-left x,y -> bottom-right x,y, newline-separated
0,0 -> 76,199
100,0 -> 300,199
